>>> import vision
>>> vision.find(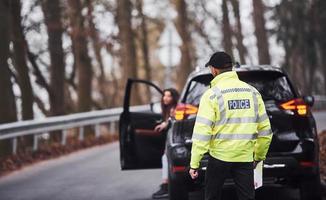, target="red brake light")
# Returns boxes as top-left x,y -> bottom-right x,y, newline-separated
174,104 -> 198,120
280,98 -> 308,116
172,166 -> 187,172
299,161 -> 318,167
